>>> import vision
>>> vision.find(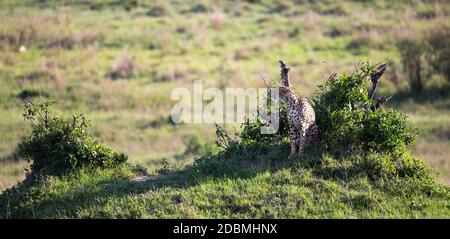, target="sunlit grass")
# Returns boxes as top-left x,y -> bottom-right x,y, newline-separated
0,0 -> 449,192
